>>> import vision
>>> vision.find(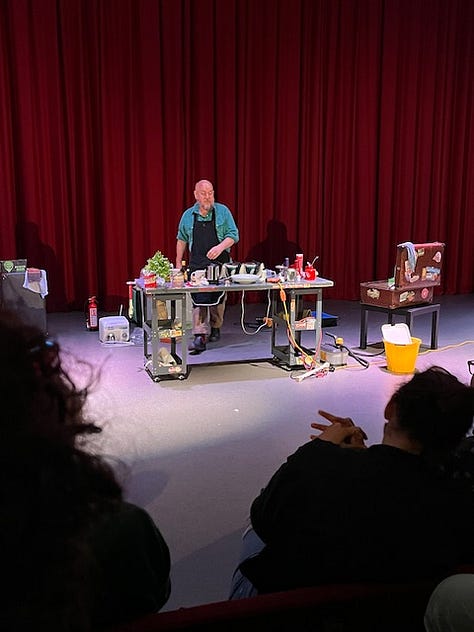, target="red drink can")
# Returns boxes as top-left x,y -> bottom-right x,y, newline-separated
143,272 -> 157,289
